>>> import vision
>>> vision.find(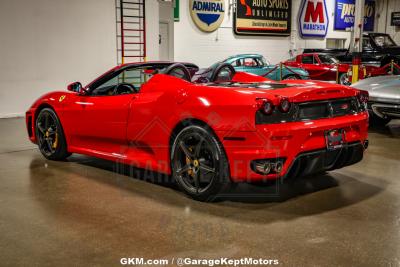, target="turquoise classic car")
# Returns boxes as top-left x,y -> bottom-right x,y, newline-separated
222,54 -> 309,81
